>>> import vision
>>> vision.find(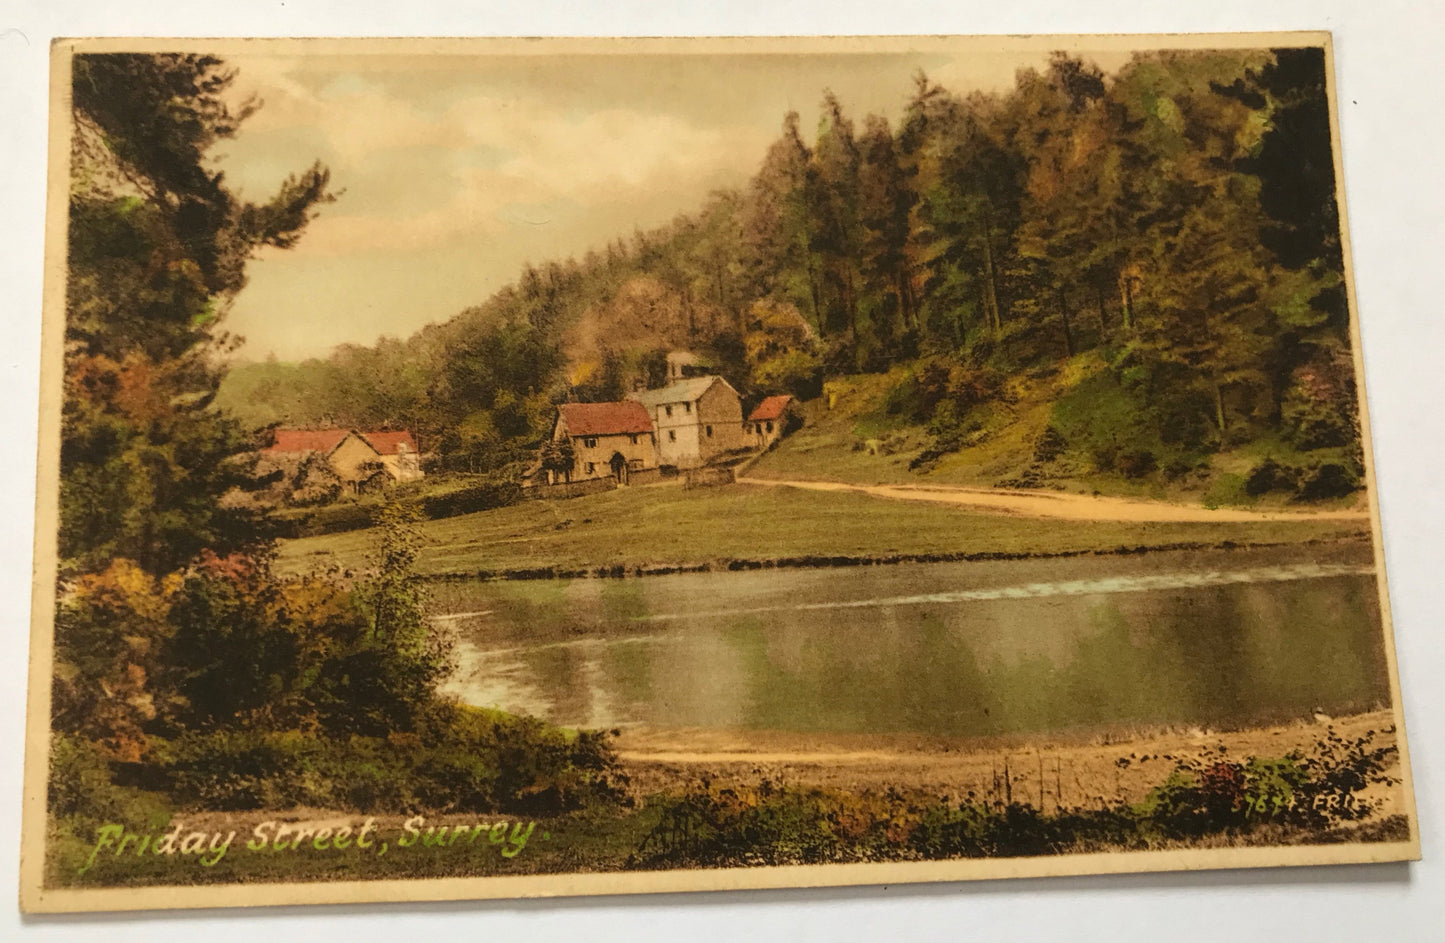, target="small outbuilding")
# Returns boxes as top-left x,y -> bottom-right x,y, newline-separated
361,430 -> 425,482
745,395 -> 796,449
